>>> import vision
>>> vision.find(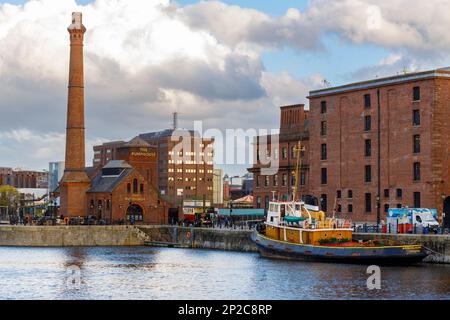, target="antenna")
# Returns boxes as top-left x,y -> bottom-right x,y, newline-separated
172,112 -> 179,130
